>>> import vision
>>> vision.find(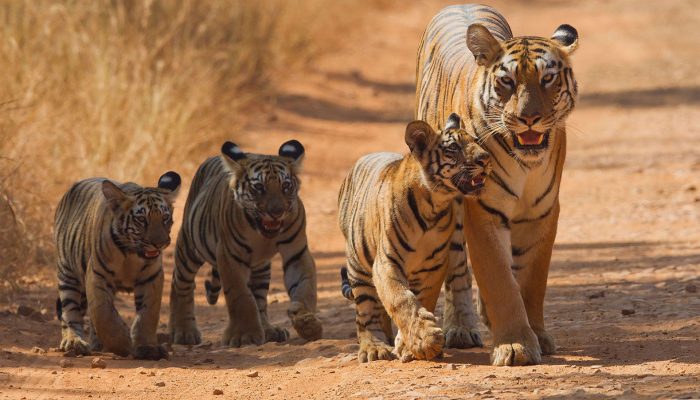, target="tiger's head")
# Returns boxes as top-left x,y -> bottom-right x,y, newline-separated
406,113 -> 491,196
102,171 -> 181,260
221,140 -> 304,238
467,23 -> 578,162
